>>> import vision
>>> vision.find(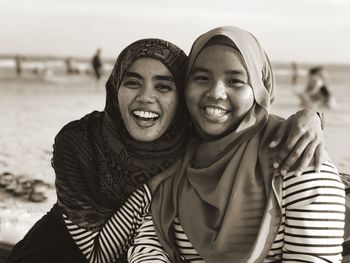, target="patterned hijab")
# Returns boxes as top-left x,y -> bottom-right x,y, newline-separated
103,38 -> 189,163
151,26 -> 281,262
54,39 -> 189,231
